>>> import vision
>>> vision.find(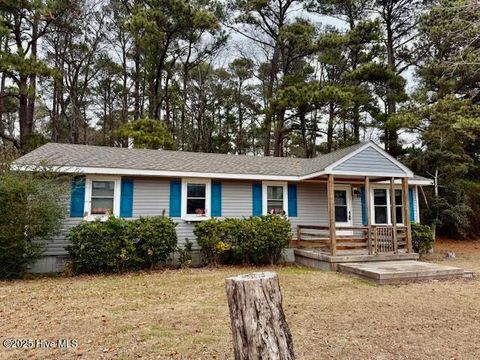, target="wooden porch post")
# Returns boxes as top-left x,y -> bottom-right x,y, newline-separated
327,174 -> 336,256
365,177 -> 373,254
390,178 -> 398,253
402,177 -> 413,253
